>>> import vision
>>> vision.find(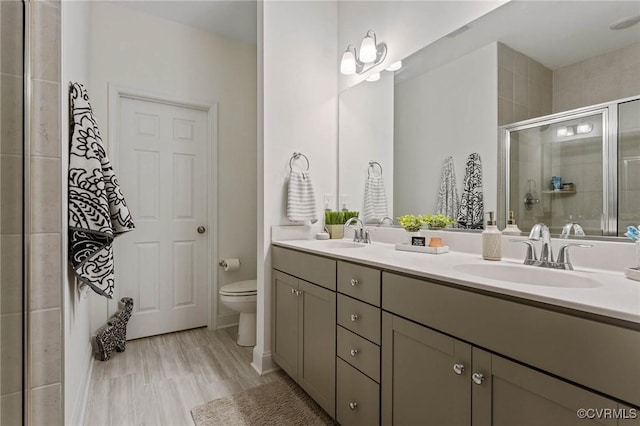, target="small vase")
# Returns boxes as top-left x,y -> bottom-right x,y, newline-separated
326,224 -> 344,240
405,230 -> 421,244
427,225 -> 443,230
